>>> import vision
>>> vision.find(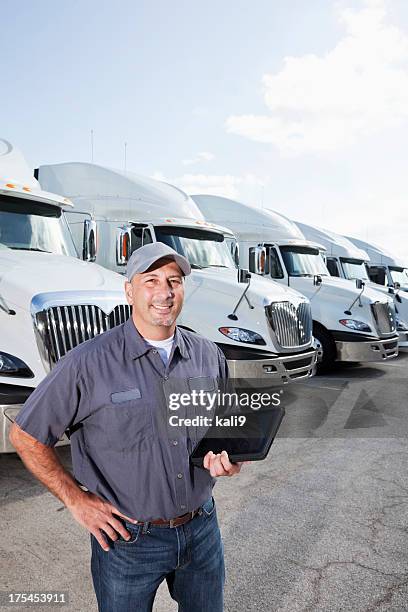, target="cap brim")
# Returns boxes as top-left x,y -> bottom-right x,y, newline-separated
139,253 -> 191,276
